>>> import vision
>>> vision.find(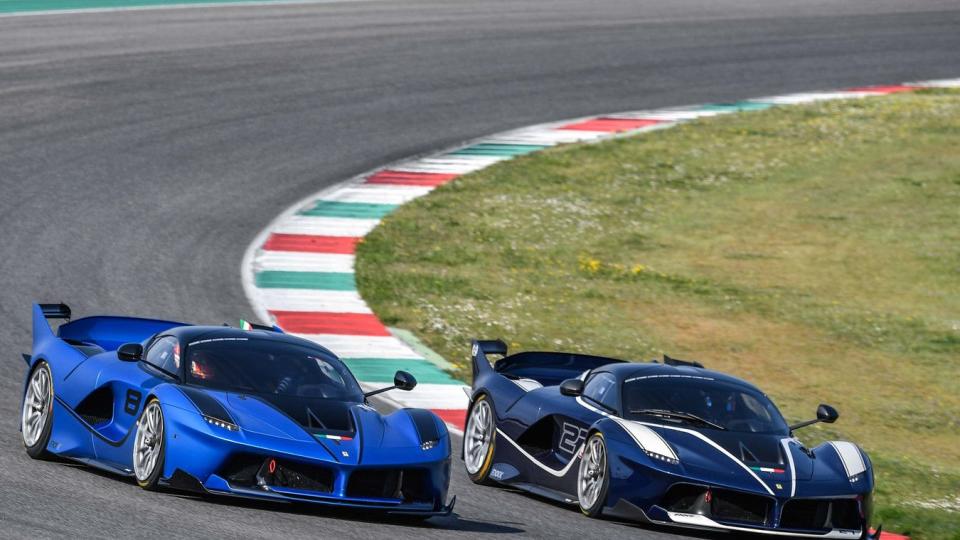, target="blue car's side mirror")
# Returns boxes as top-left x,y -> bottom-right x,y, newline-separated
364,370 -> 418,398
117,343 -> 143,362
